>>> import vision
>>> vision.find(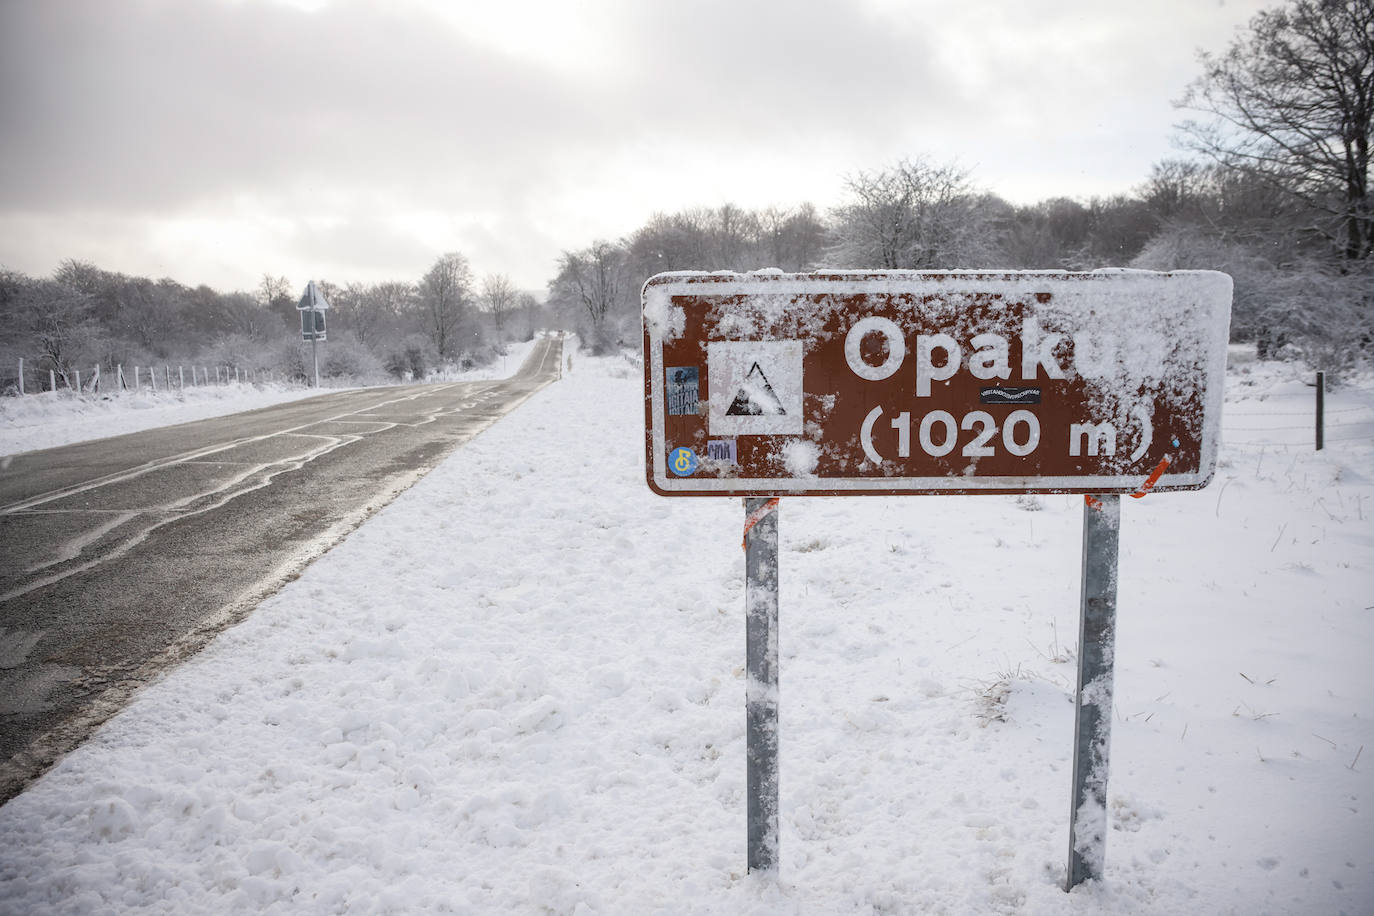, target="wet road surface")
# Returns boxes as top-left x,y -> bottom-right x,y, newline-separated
0,336 -> 562,802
